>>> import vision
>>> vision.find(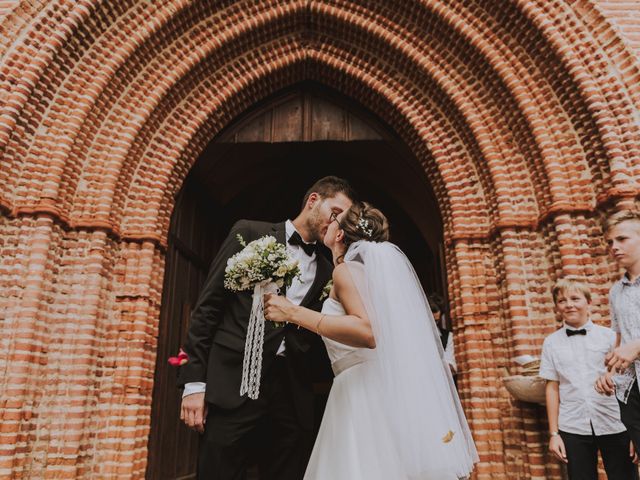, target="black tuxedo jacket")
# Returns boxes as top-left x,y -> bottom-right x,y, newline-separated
177,220 -> 332,425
